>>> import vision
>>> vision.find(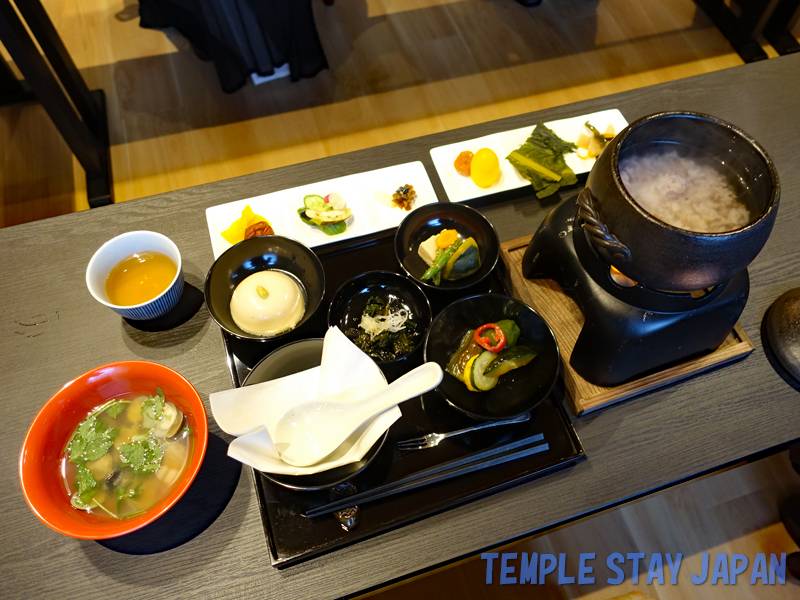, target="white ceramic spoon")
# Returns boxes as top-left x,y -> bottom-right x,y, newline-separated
272,362 -> 443,467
